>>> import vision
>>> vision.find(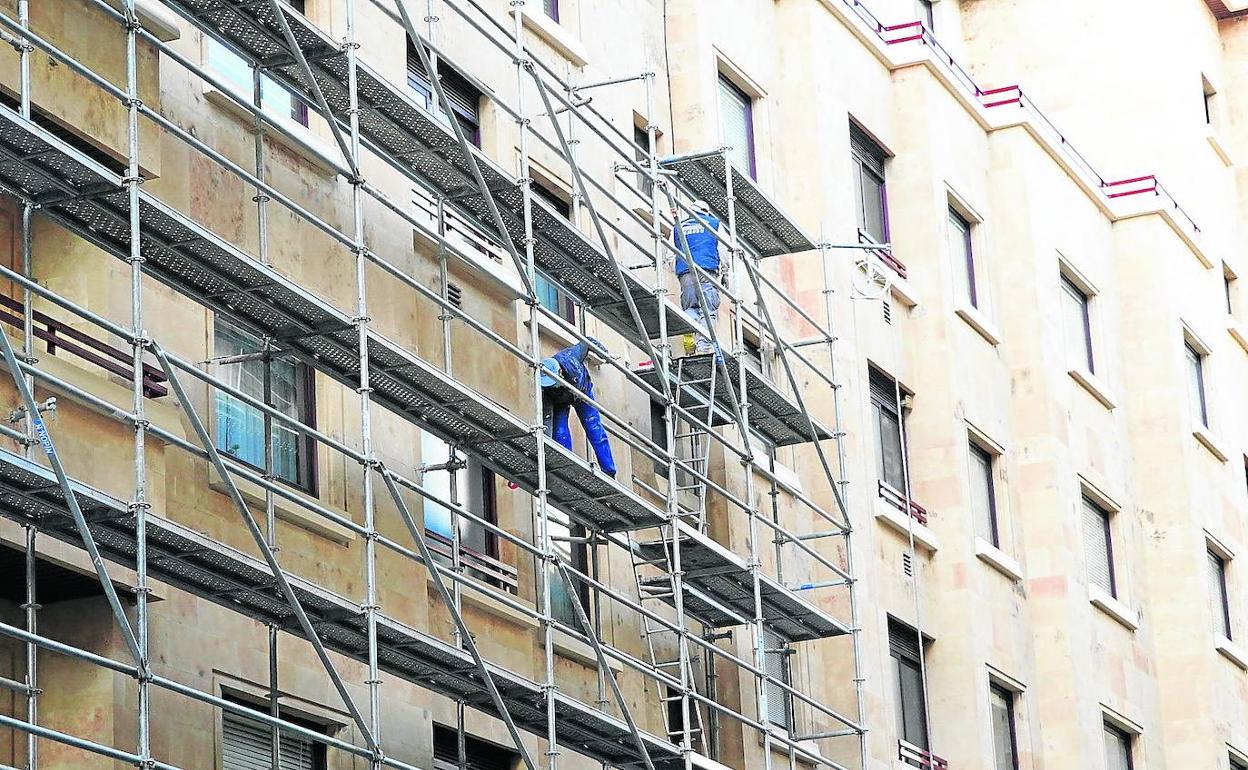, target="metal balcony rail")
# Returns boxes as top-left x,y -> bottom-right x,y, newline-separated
411,186 -> 504,265
878,481 -> 928,525
858,229 -> 908,279
898,740 -> 949,770
0,293 -> 167,398
838,0 -> 1202,236
425,528 -> 519,595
